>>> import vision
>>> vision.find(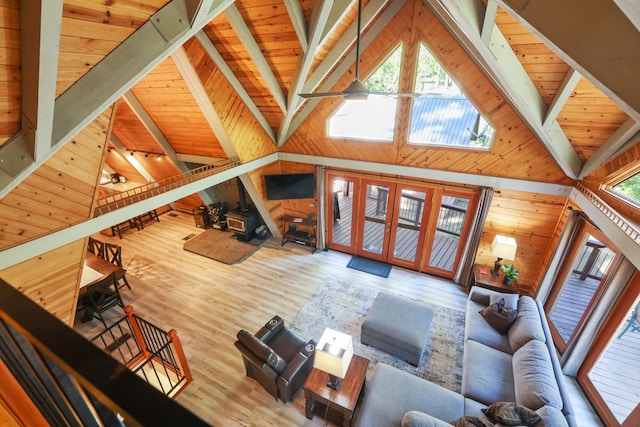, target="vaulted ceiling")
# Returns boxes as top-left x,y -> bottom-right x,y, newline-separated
1,0 -> 639,203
